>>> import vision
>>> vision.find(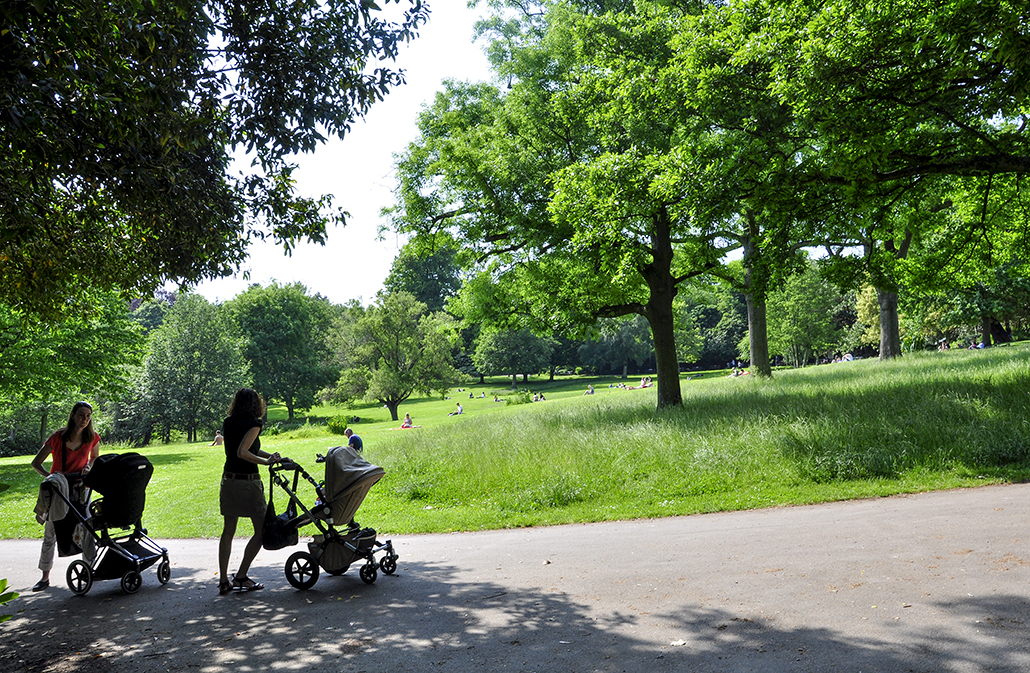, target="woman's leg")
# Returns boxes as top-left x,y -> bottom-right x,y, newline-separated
235,514 -> 264,580
35,521 -> 56,588
218,516 -> 238,584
